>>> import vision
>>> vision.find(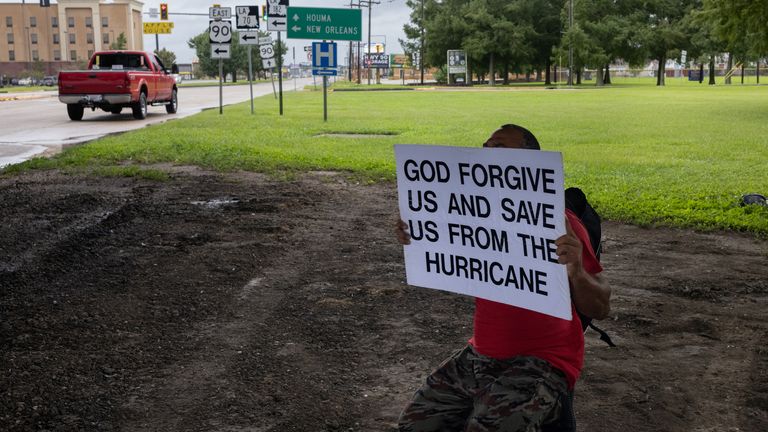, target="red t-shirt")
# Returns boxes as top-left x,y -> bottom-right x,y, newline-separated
469,209 -> 603,389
